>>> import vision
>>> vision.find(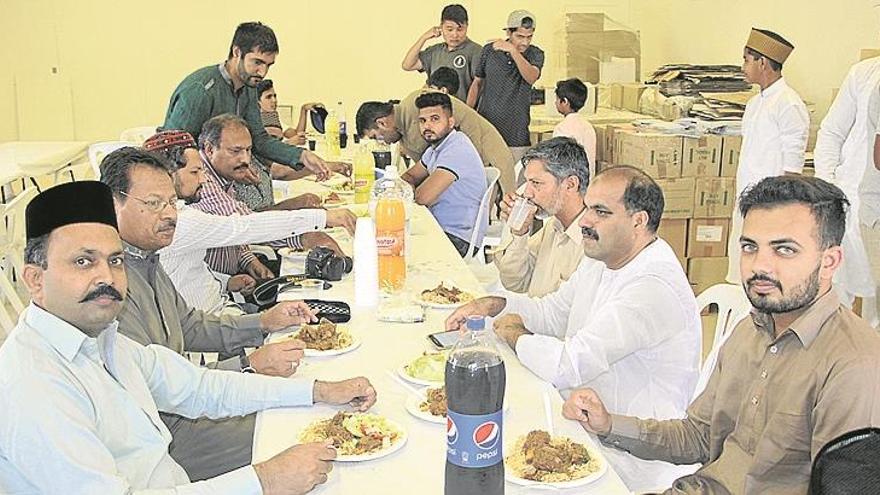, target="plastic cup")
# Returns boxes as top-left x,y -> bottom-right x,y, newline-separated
506,197 -> 537,232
